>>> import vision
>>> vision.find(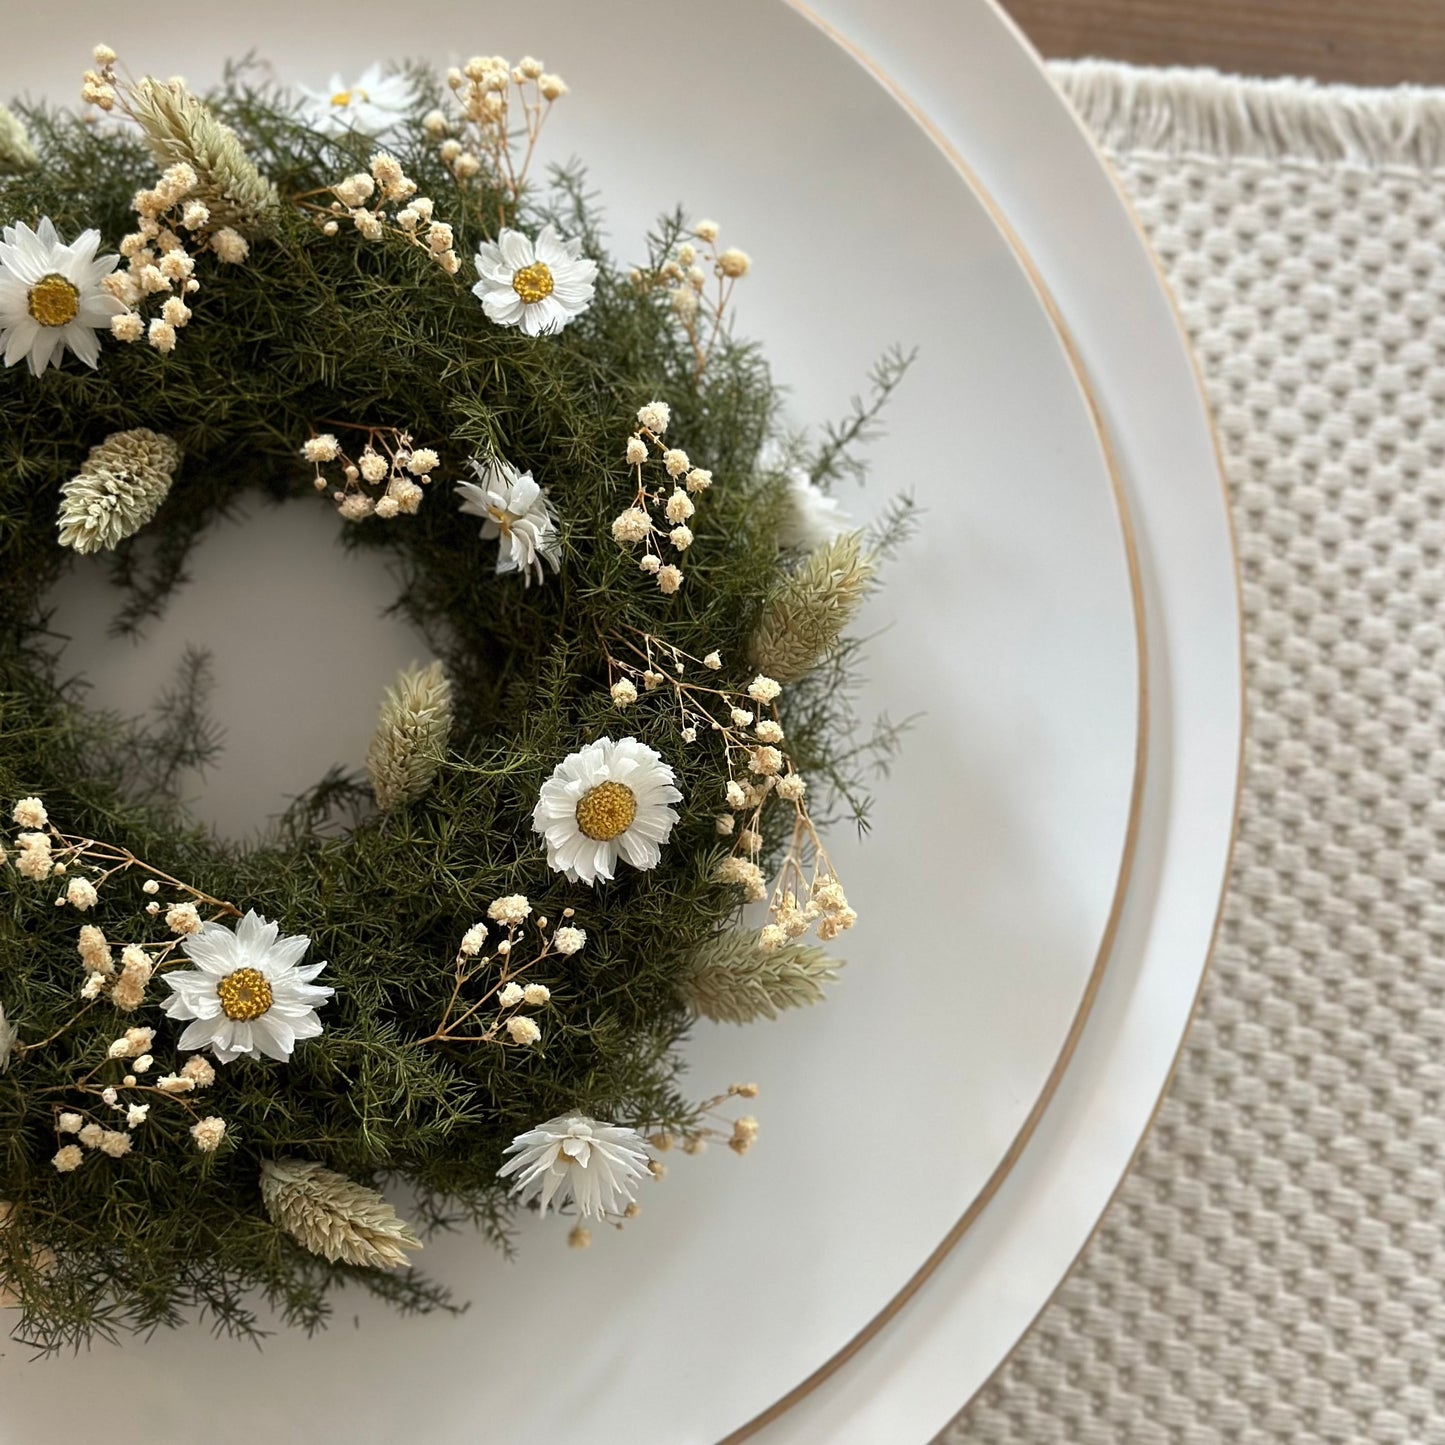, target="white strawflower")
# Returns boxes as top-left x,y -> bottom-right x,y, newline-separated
472,225 -> 597,336
298,65 -> 413,137
522,984 -> 550,1005
498,982 -> 525,1007
532,737 -> 681,886
455,457 -> 561,585
0,217 -> 124,375
498,1114 -> 651,1220
0,1002 -> 15,1074
625,436 -> 648,466
161,910 -> 333,1065
778,467 -> 852,550
459,923 -> 488,957
636,401 -> 670,434
52,1146 -> 83,1173
747,675 -> 782,704
665,490 -> 694,523
57,428 -> 182,555
656,564 -> 684,595
552,926 -> 586,955
610,679 -> 638,708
